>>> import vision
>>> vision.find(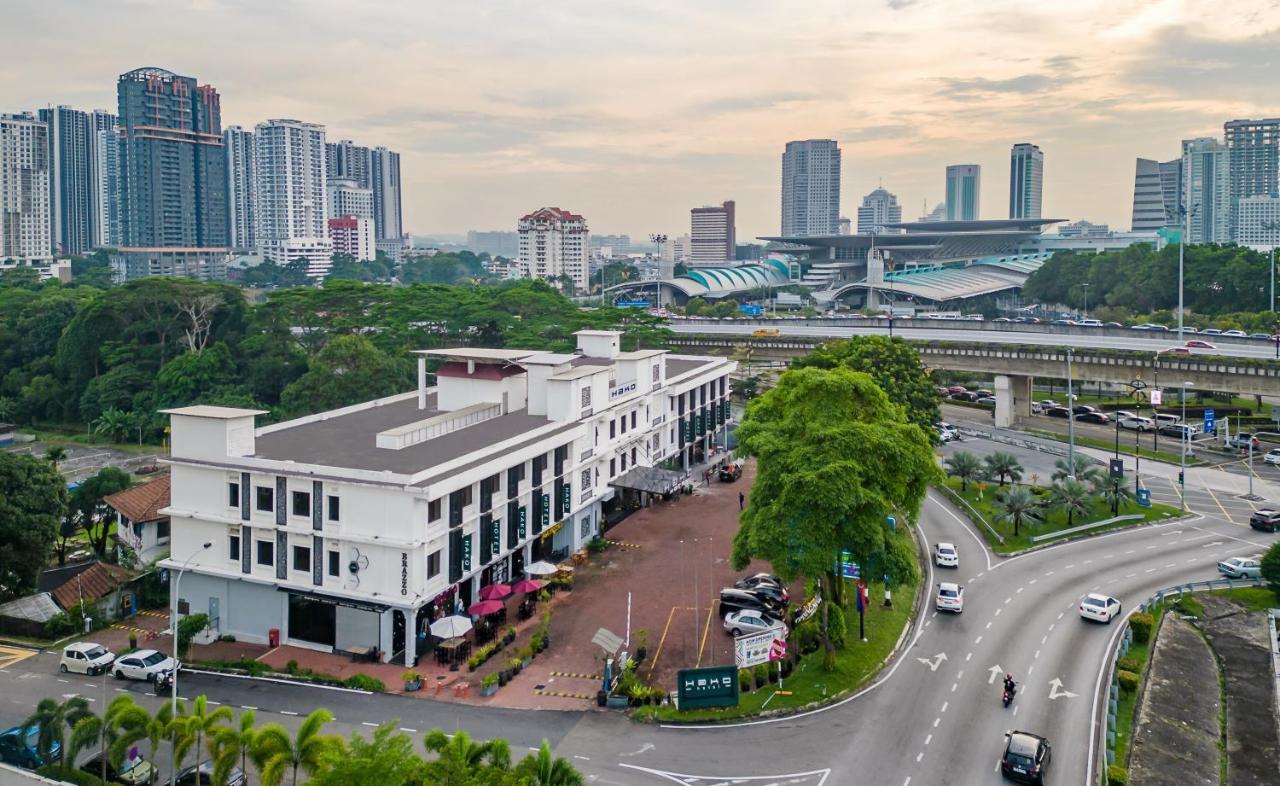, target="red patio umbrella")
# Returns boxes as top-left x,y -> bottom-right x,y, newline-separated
512,578 -> 543,594
468,599 -> 505,617
478,583 -> 512,601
